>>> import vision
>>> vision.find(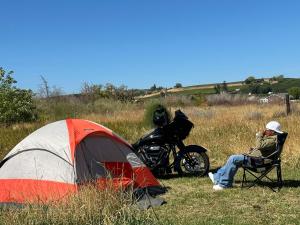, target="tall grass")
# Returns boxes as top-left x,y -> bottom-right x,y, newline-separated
35,97 -> 140,122
0,99 -> 299,225
2,101 -> 299,167
0,123 -> 42,159
183,104 -> 300,167
206,93 -> 258,106
0,185 -> 156,225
